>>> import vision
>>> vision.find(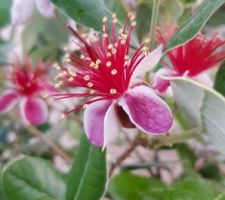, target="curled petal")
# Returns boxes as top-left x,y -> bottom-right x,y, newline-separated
35,0 -> 55,18
0,91 -> 18,113
132,44 -> 163,78
119,85 -> 173,134
20,97 -> 48,125
192,73 -> 213,88
83,100 -> 112,147
103,102 -> 121,148
11,0 -> 35,25
153,68 -> 173,93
